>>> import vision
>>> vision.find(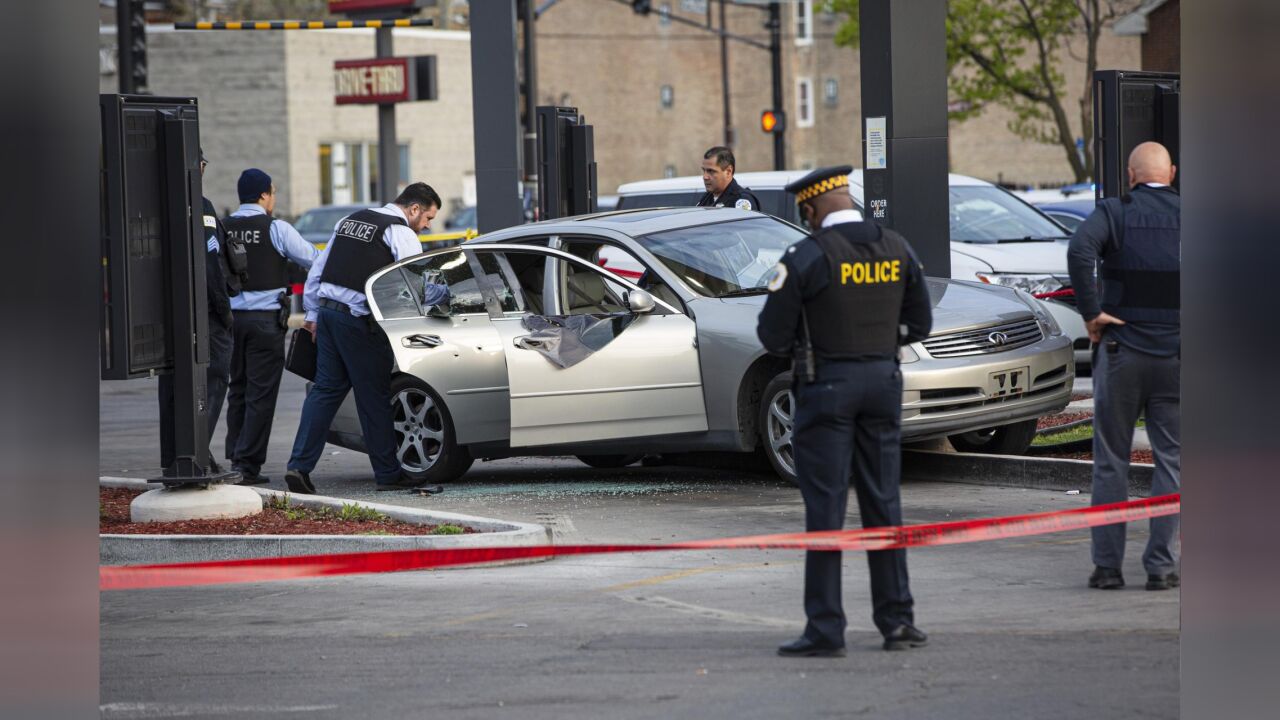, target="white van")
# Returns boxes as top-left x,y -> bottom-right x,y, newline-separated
615,170 -> 1090,366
